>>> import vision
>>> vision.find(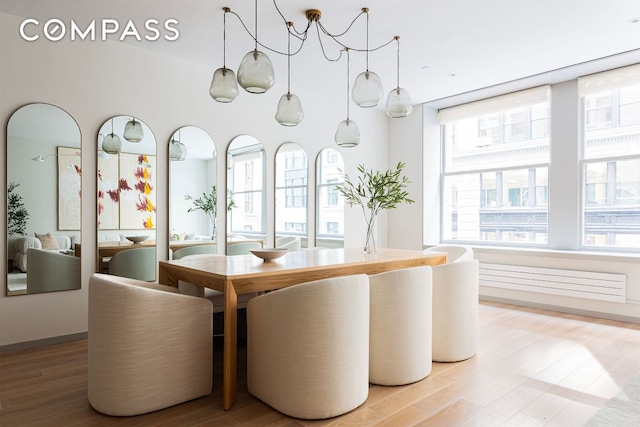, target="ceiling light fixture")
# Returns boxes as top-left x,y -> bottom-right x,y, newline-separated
123,117 -> 144,142
169,129 -> 188,161
210,3 -> 412,139
335,49 -> 360,148
102,118 -> 122,154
